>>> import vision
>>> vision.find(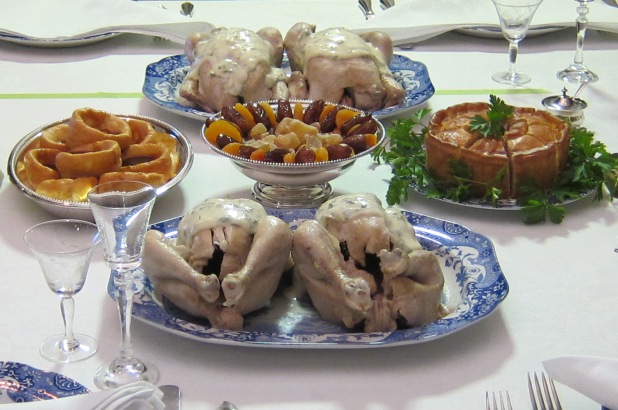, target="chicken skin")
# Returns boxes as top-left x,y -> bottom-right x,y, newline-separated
292,193 -> 445,332
284,23 -> 405,112
179,27 -> 289,113
142,198 -> 293,330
